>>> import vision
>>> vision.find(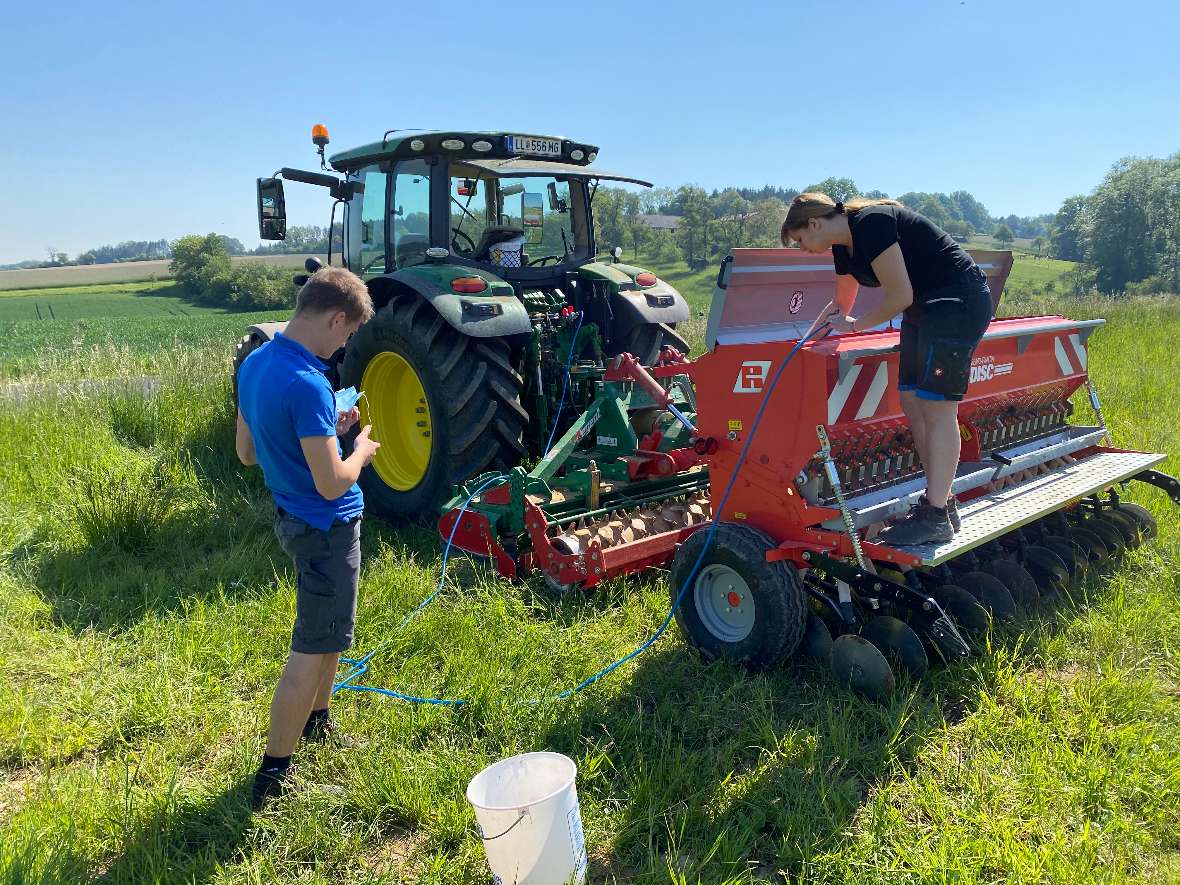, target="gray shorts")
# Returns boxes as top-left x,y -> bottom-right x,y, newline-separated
274,511 -> 361,655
